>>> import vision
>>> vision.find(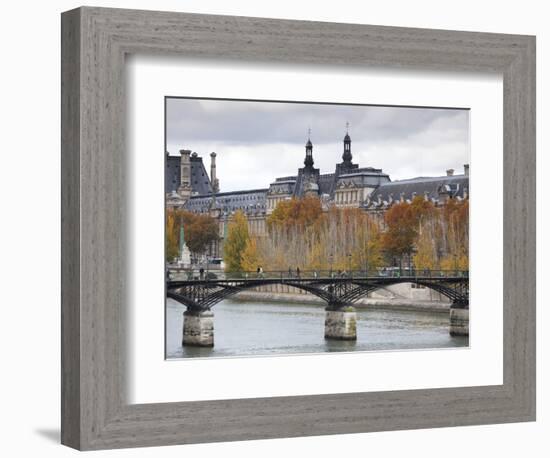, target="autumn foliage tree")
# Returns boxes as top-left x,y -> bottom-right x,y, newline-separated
381,202 -> 417,262
267,196 -> 323,231
254,199 -> 384,272
165,210 -> 180,261
185,214 -> 219,254
439,199 -> 469,270
411,198 -> 469,270
381,196 -> 435,266
413,217 -> 439,270
240,237 -> 262,272
165,209 -> 218,261
224,210 -> 250,272
309,207 -> 384,271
